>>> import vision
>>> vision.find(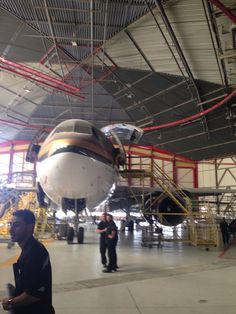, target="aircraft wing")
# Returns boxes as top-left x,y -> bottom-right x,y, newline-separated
182,187 -> 236,196
111,185 -> 236,200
